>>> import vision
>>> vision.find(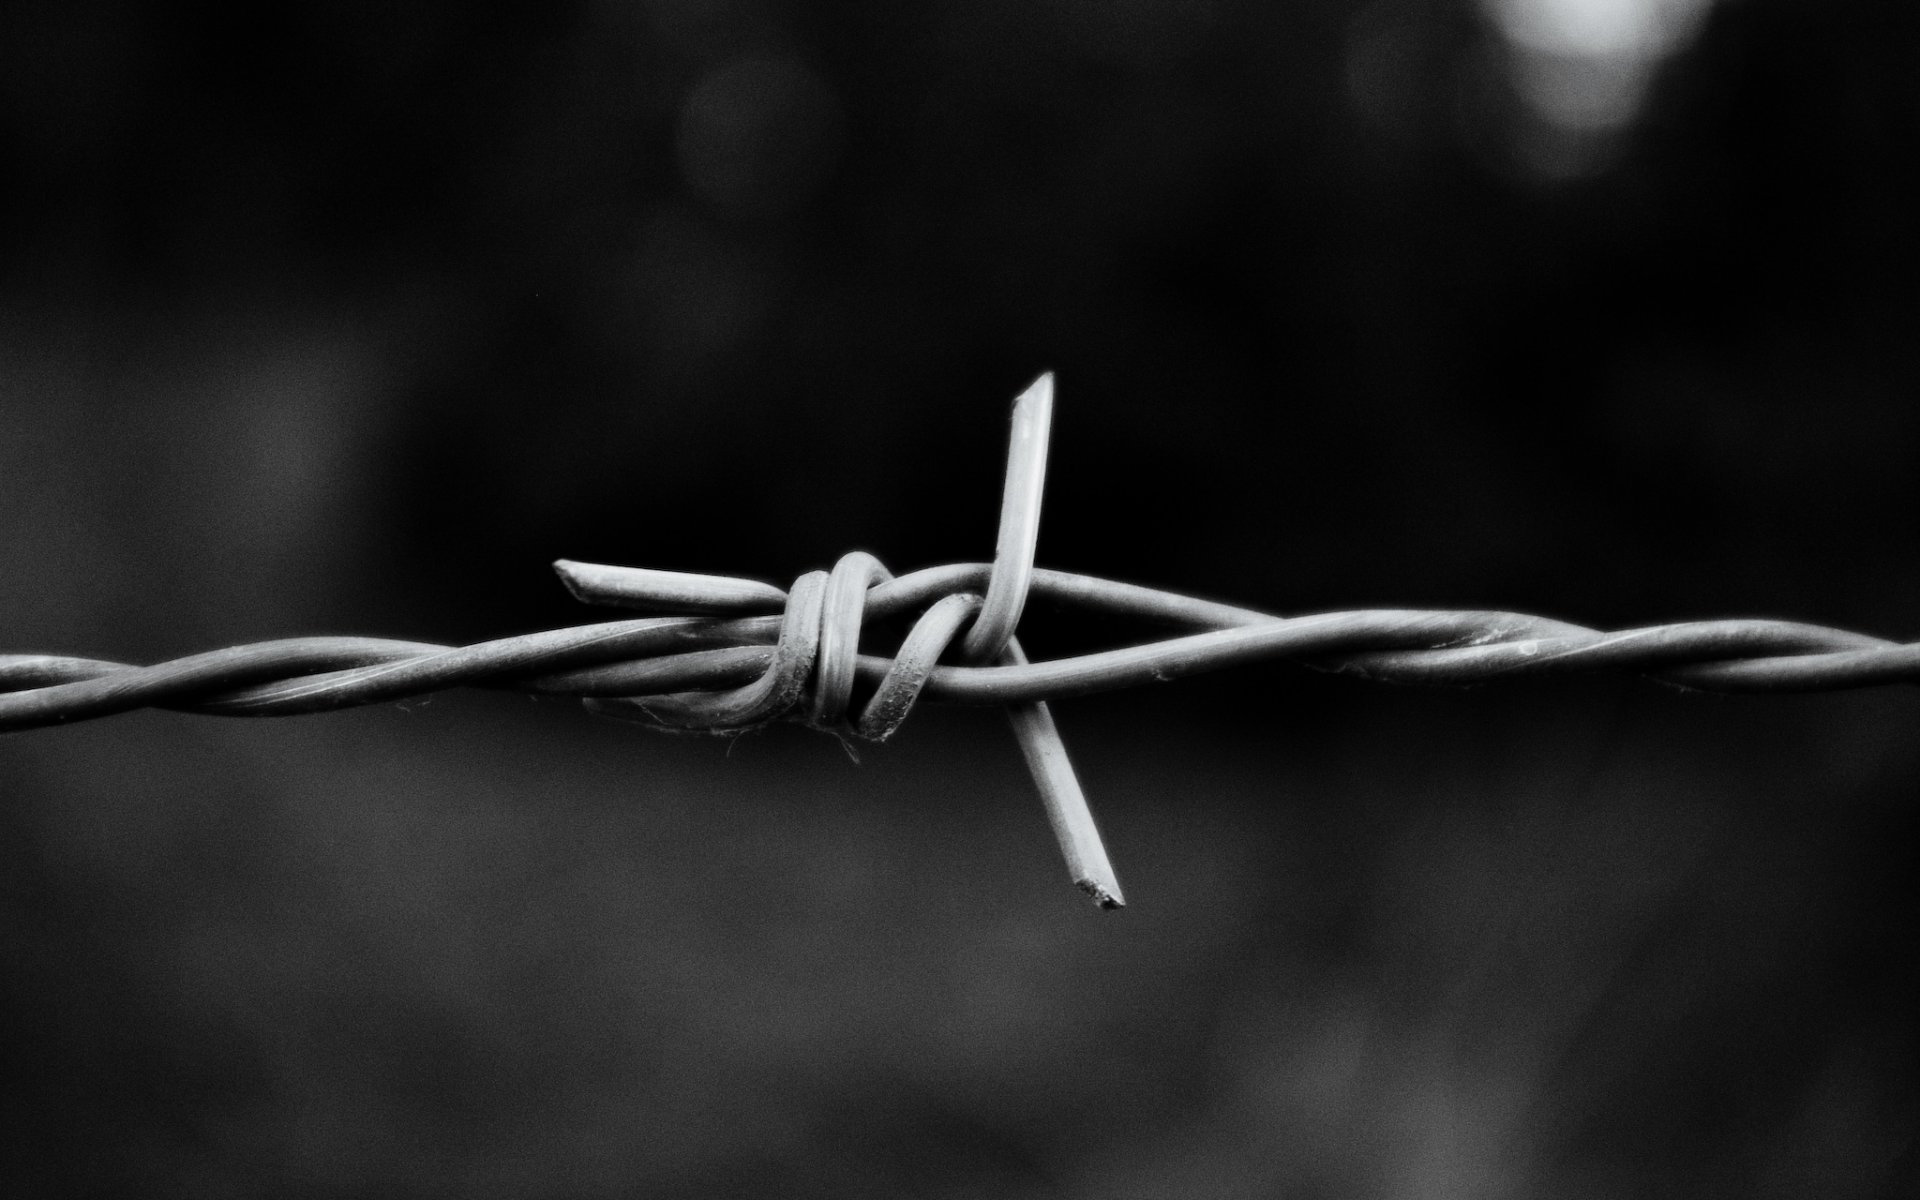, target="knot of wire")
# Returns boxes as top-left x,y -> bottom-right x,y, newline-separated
559,369 -> 1060,745
571,553 -> 1007,742
10,373 -> 1920,905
